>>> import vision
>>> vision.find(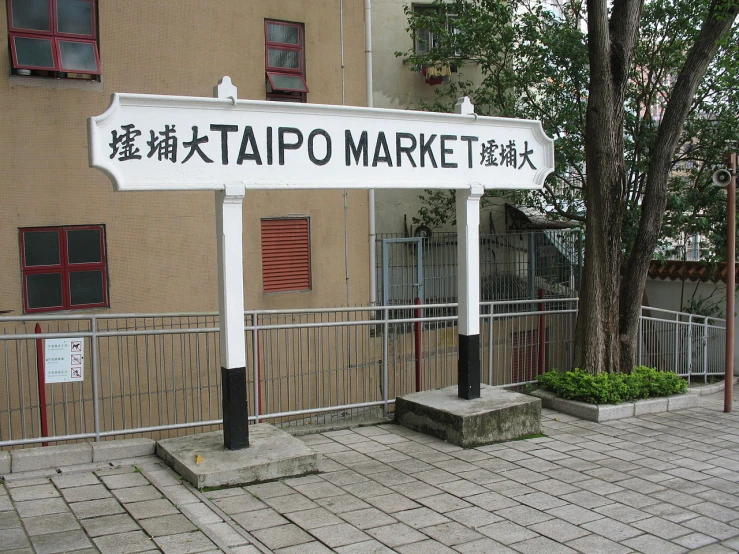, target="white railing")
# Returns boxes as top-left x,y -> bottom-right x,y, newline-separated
0,300 -> 724,447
